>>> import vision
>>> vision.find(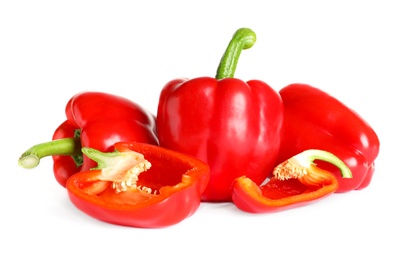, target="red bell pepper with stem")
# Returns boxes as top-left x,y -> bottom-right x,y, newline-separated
232,149 -> 352,213
276,84 -> 380,192
157,28 -> 283,202
18,91 -> 159,187
66,142 -> 210,228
